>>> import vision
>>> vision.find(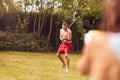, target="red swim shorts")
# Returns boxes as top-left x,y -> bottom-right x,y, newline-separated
57,43 -> 72,54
